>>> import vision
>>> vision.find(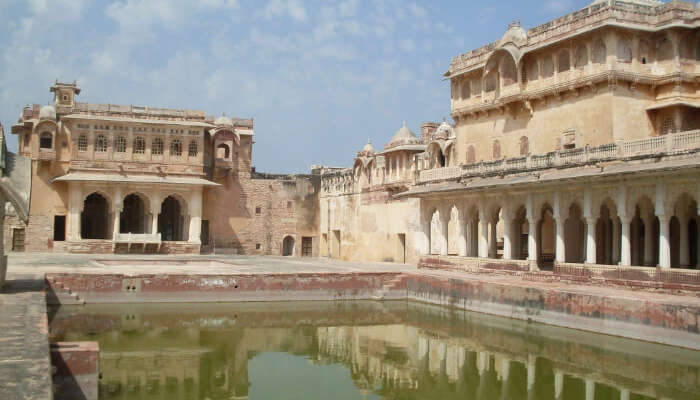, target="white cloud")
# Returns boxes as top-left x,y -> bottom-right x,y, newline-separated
264,0 -> 307,22
399,39 -> 415,52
